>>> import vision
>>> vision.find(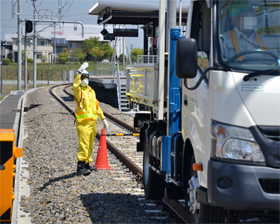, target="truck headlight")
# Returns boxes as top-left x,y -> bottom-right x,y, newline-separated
212,122 -> 265,163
